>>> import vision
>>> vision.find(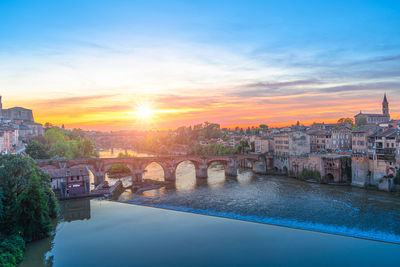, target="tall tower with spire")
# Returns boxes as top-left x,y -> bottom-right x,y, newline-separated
382,93 -> 389,116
